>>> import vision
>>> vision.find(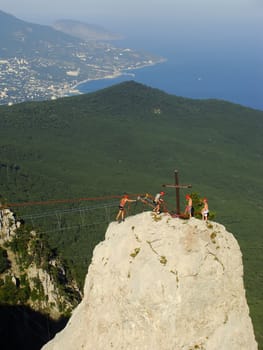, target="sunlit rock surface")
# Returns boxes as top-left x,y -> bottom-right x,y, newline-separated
43,212 -> 257,350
